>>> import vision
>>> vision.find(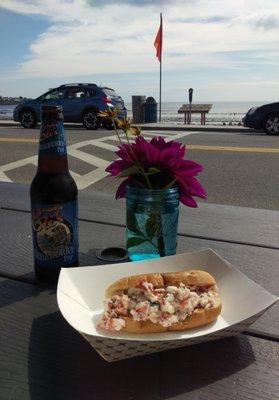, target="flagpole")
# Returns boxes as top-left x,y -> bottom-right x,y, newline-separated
154,13 -> 163,122
159,39 -> 162,122
159,13 -> 162,123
